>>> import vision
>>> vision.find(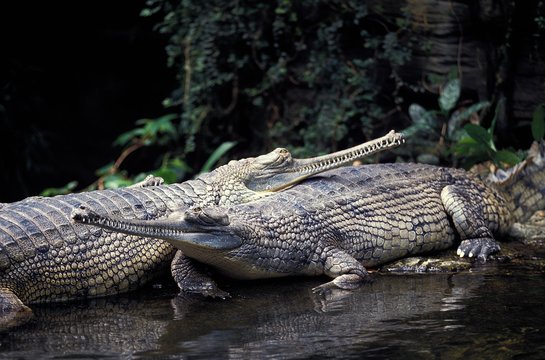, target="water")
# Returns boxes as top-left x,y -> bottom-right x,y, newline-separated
1,260 -> 544,359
